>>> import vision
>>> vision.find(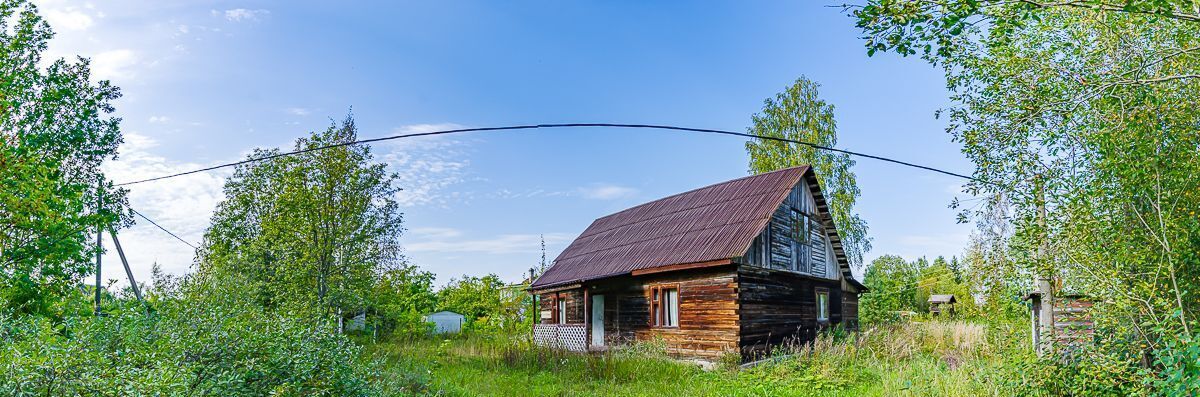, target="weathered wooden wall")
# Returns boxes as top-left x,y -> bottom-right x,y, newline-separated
842,292 -> 859,330
590,267 -> 740,360
739,266 -> 843,359
536,288 -> 584,324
